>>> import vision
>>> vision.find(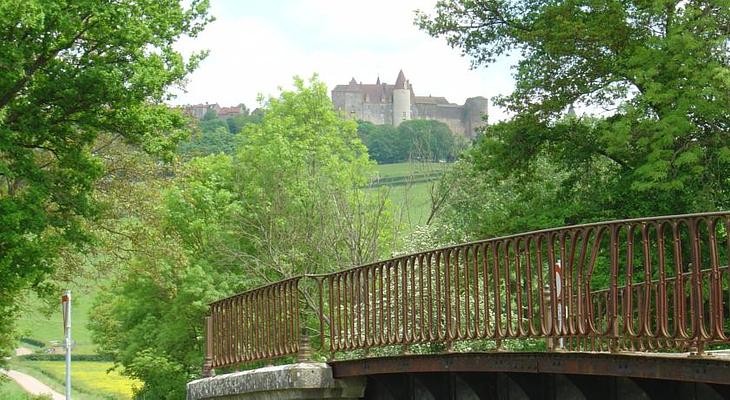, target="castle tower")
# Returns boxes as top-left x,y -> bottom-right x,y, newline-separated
463,96 -> 489,138
392,70 -> 411,126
